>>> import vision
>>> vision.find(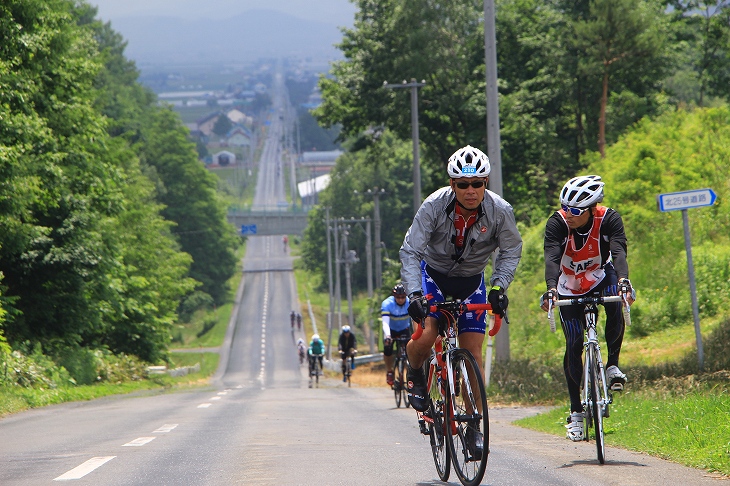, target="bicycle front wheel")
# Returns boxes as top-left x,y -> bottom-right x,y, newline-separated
588,346 -> 605,463
446,349 -> 489,486
428,396 -> 451,481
